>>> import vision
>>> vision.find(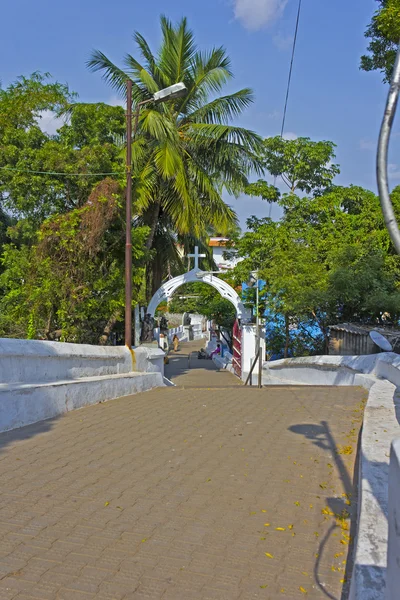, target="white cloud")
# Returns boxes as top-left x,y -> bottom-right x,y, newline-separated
359,138 -> 375,151
282,131 -> 297,140
388,163 -> 400,179
233,0 -> 288,31
273,32 -> 294,51
38,110 -> 67,136
268,109 -> 281,120
108,95 -> 125,108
